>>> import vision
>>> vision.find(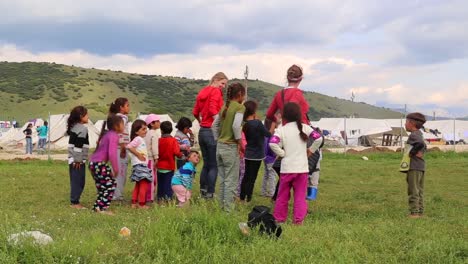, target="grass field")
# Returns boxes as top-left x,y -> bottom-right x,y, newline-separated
0,152 -> 467,263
